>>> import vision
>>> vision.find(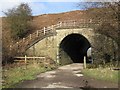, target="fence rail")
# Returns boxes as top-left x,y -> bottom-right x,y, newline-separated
14,56 -> 46,63
15,56 -> 45,59
9,19 -> 117,56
